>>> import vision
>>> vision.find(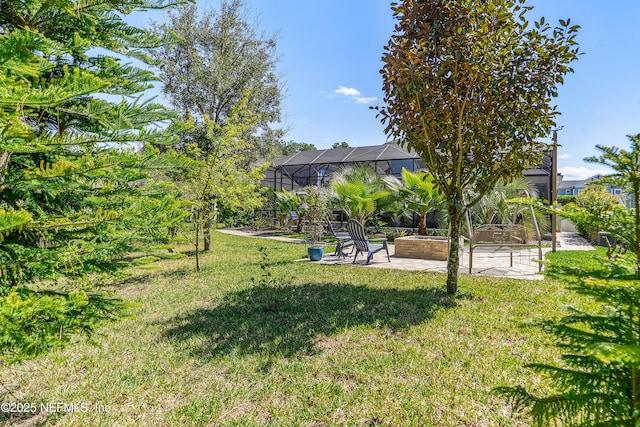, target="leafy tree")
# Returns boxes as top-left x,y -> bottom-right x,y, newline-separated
152,1 -> 282,134
150,0 -> 283,249
298,185 -> 332,244
384,169 -> 443,235
377,0 -> 580,294
183,94 -> 267,271
0,0 -> 189,362
330,165 -> 393,225
331,141 -> 350,149
277,140 -> 317,156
